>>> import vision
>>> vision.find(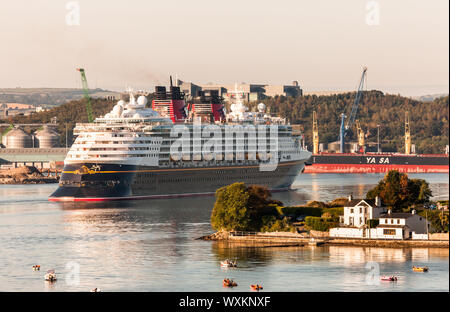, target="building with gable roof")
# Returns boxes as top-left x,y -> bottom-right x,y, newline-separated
376,210 -> 430,239
330,195 -> 430,240
342,195 -> 385,227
